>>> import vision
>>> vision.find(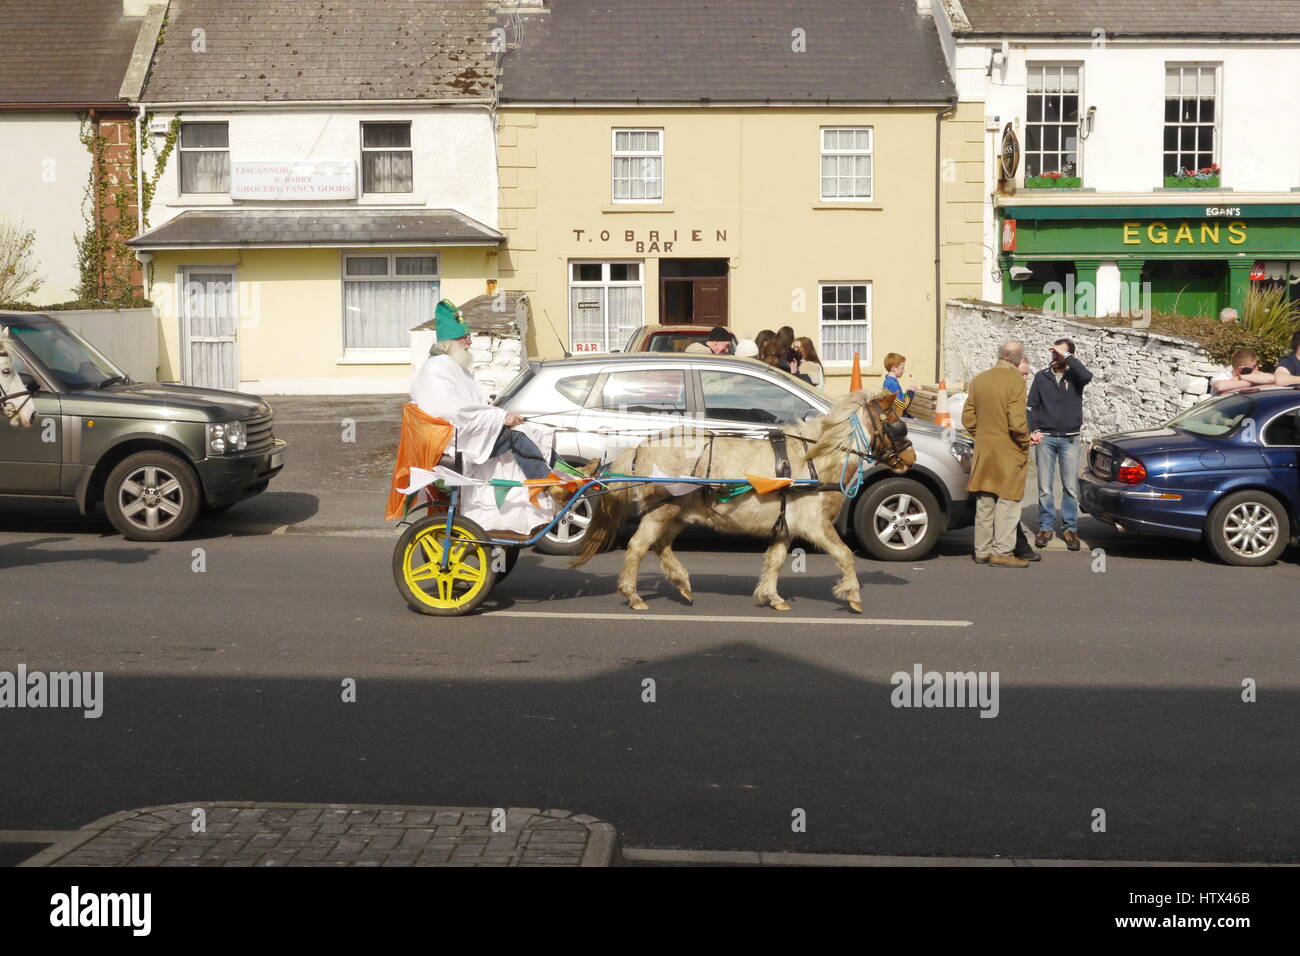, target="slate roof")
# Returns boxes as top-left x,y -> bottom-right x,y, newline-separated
0,0 -> 143,106
140,0 -> 497,102
128,209 -> 503,248
957,0 -> 1300,36
499,0 -> 954,104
